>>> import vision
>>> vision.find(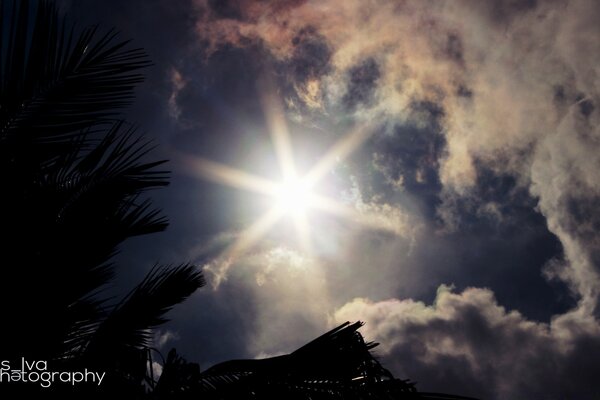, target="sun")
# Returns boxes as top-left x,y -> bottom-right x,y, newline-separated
181,89 -> 396,283
274,177 -> 313,216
